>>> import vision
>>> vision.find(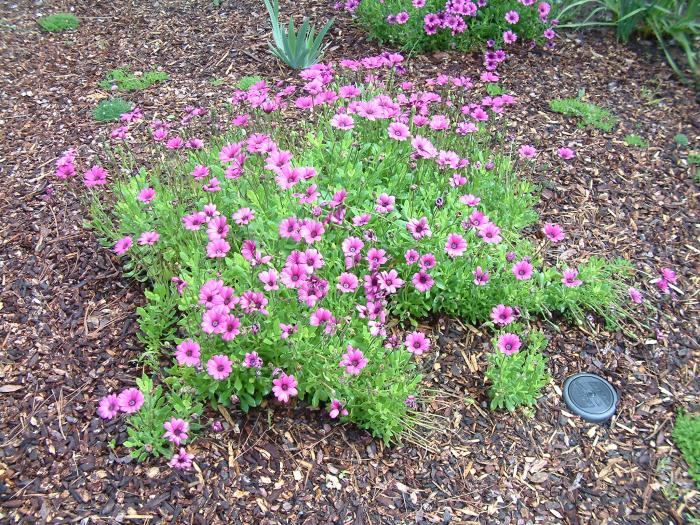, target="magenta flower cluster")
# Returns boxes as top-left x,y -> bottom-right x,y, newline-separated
67,50 -> 677,469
